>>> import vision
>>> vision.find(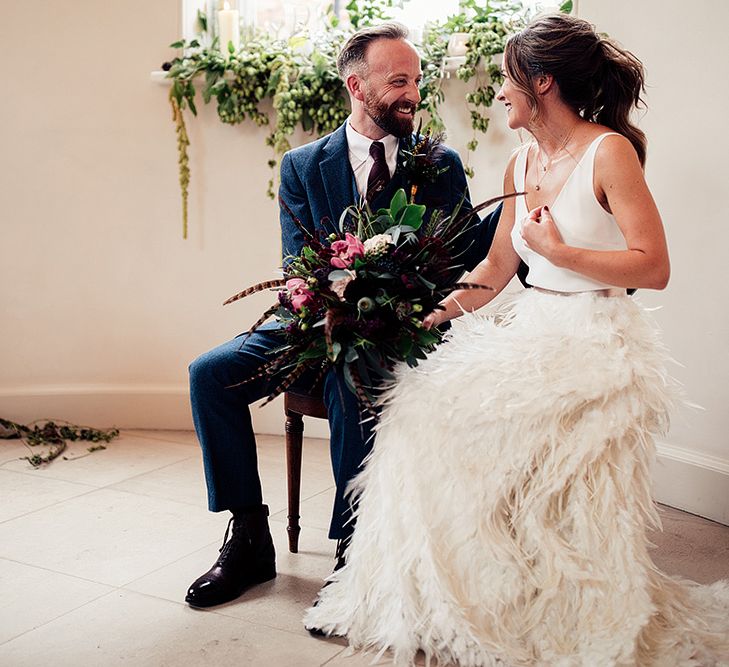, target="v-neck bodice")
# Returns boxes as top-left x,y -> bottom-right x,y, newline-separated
511,132 -> 628,292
